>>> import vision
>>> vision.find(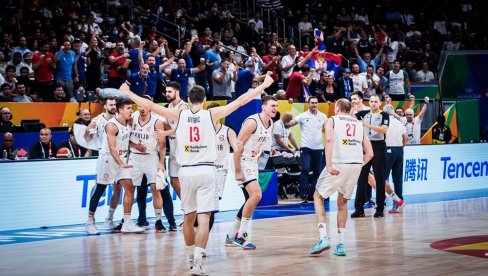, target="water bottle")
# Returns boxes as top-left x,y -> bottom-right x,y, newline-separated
2,150 -> 7,160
